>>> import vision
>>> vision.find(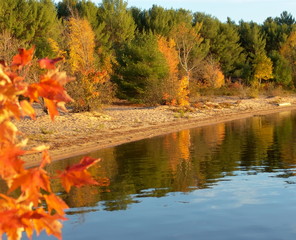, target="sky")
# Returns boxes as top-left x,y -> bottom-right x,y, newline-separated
92,0 -> 296,24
